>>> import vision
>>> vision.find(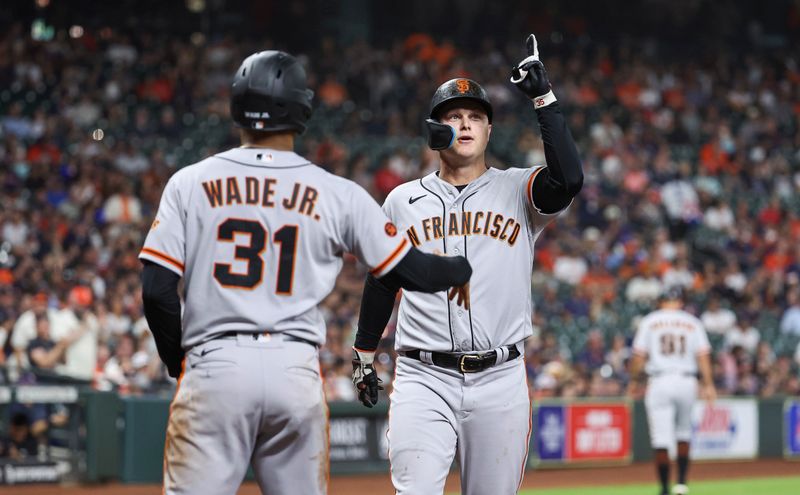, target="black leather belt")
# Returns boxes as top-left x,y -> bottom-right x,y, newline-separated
651,371 -> 696,378
403,346 -> 521,373
217,331 -> 318,348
